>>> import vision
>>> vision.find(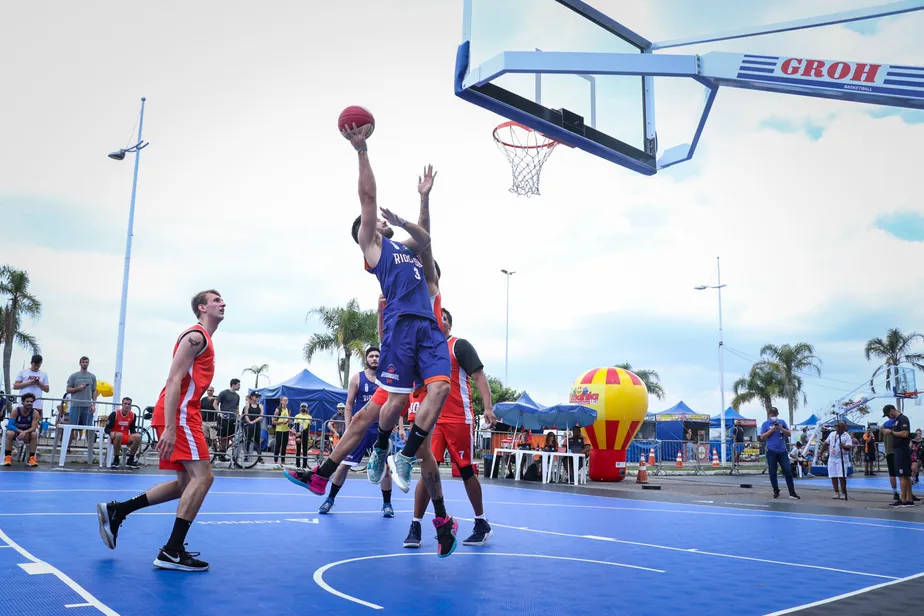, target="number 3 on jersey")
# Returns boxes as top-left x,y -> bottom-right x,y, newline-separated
414,267 -> 420,280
